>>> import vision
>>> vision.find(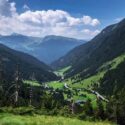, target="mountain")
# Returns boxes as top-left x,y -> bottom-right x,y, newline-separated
0,34 -> 85,64
52,19 -> 125,78
99,56 -> 125,96
0,43 -> 57,82
0,33 -> 42,52
33,35 -> 84,64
